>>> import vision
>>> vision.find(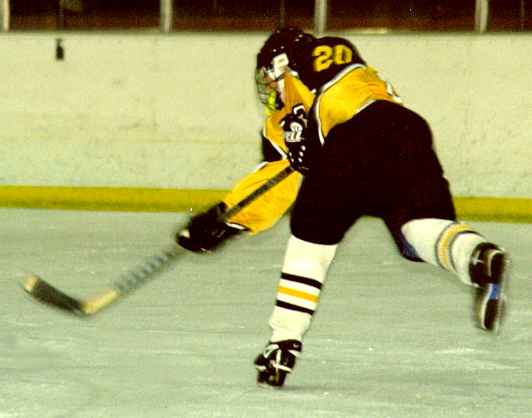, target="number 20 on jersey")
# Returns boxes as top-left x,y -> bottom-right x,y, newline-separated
312,44 -> 353,72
